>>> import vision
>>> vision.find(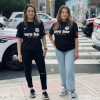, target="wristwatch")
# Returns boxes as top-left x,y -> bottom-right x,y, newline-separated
44,48 -> 48,50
